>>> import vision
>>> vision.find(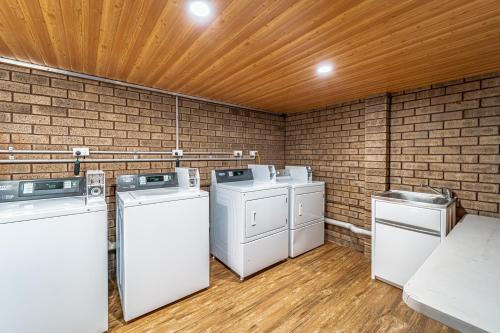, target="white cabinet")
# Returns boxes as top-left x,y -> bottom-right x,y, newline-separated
374,222 -> 441,287
371,197 -> 456,288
